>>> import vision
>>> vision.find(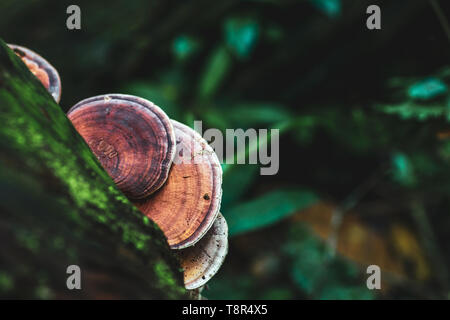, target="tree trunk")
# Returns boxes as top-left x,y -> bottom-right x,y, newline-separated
0,39 -> 187,299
